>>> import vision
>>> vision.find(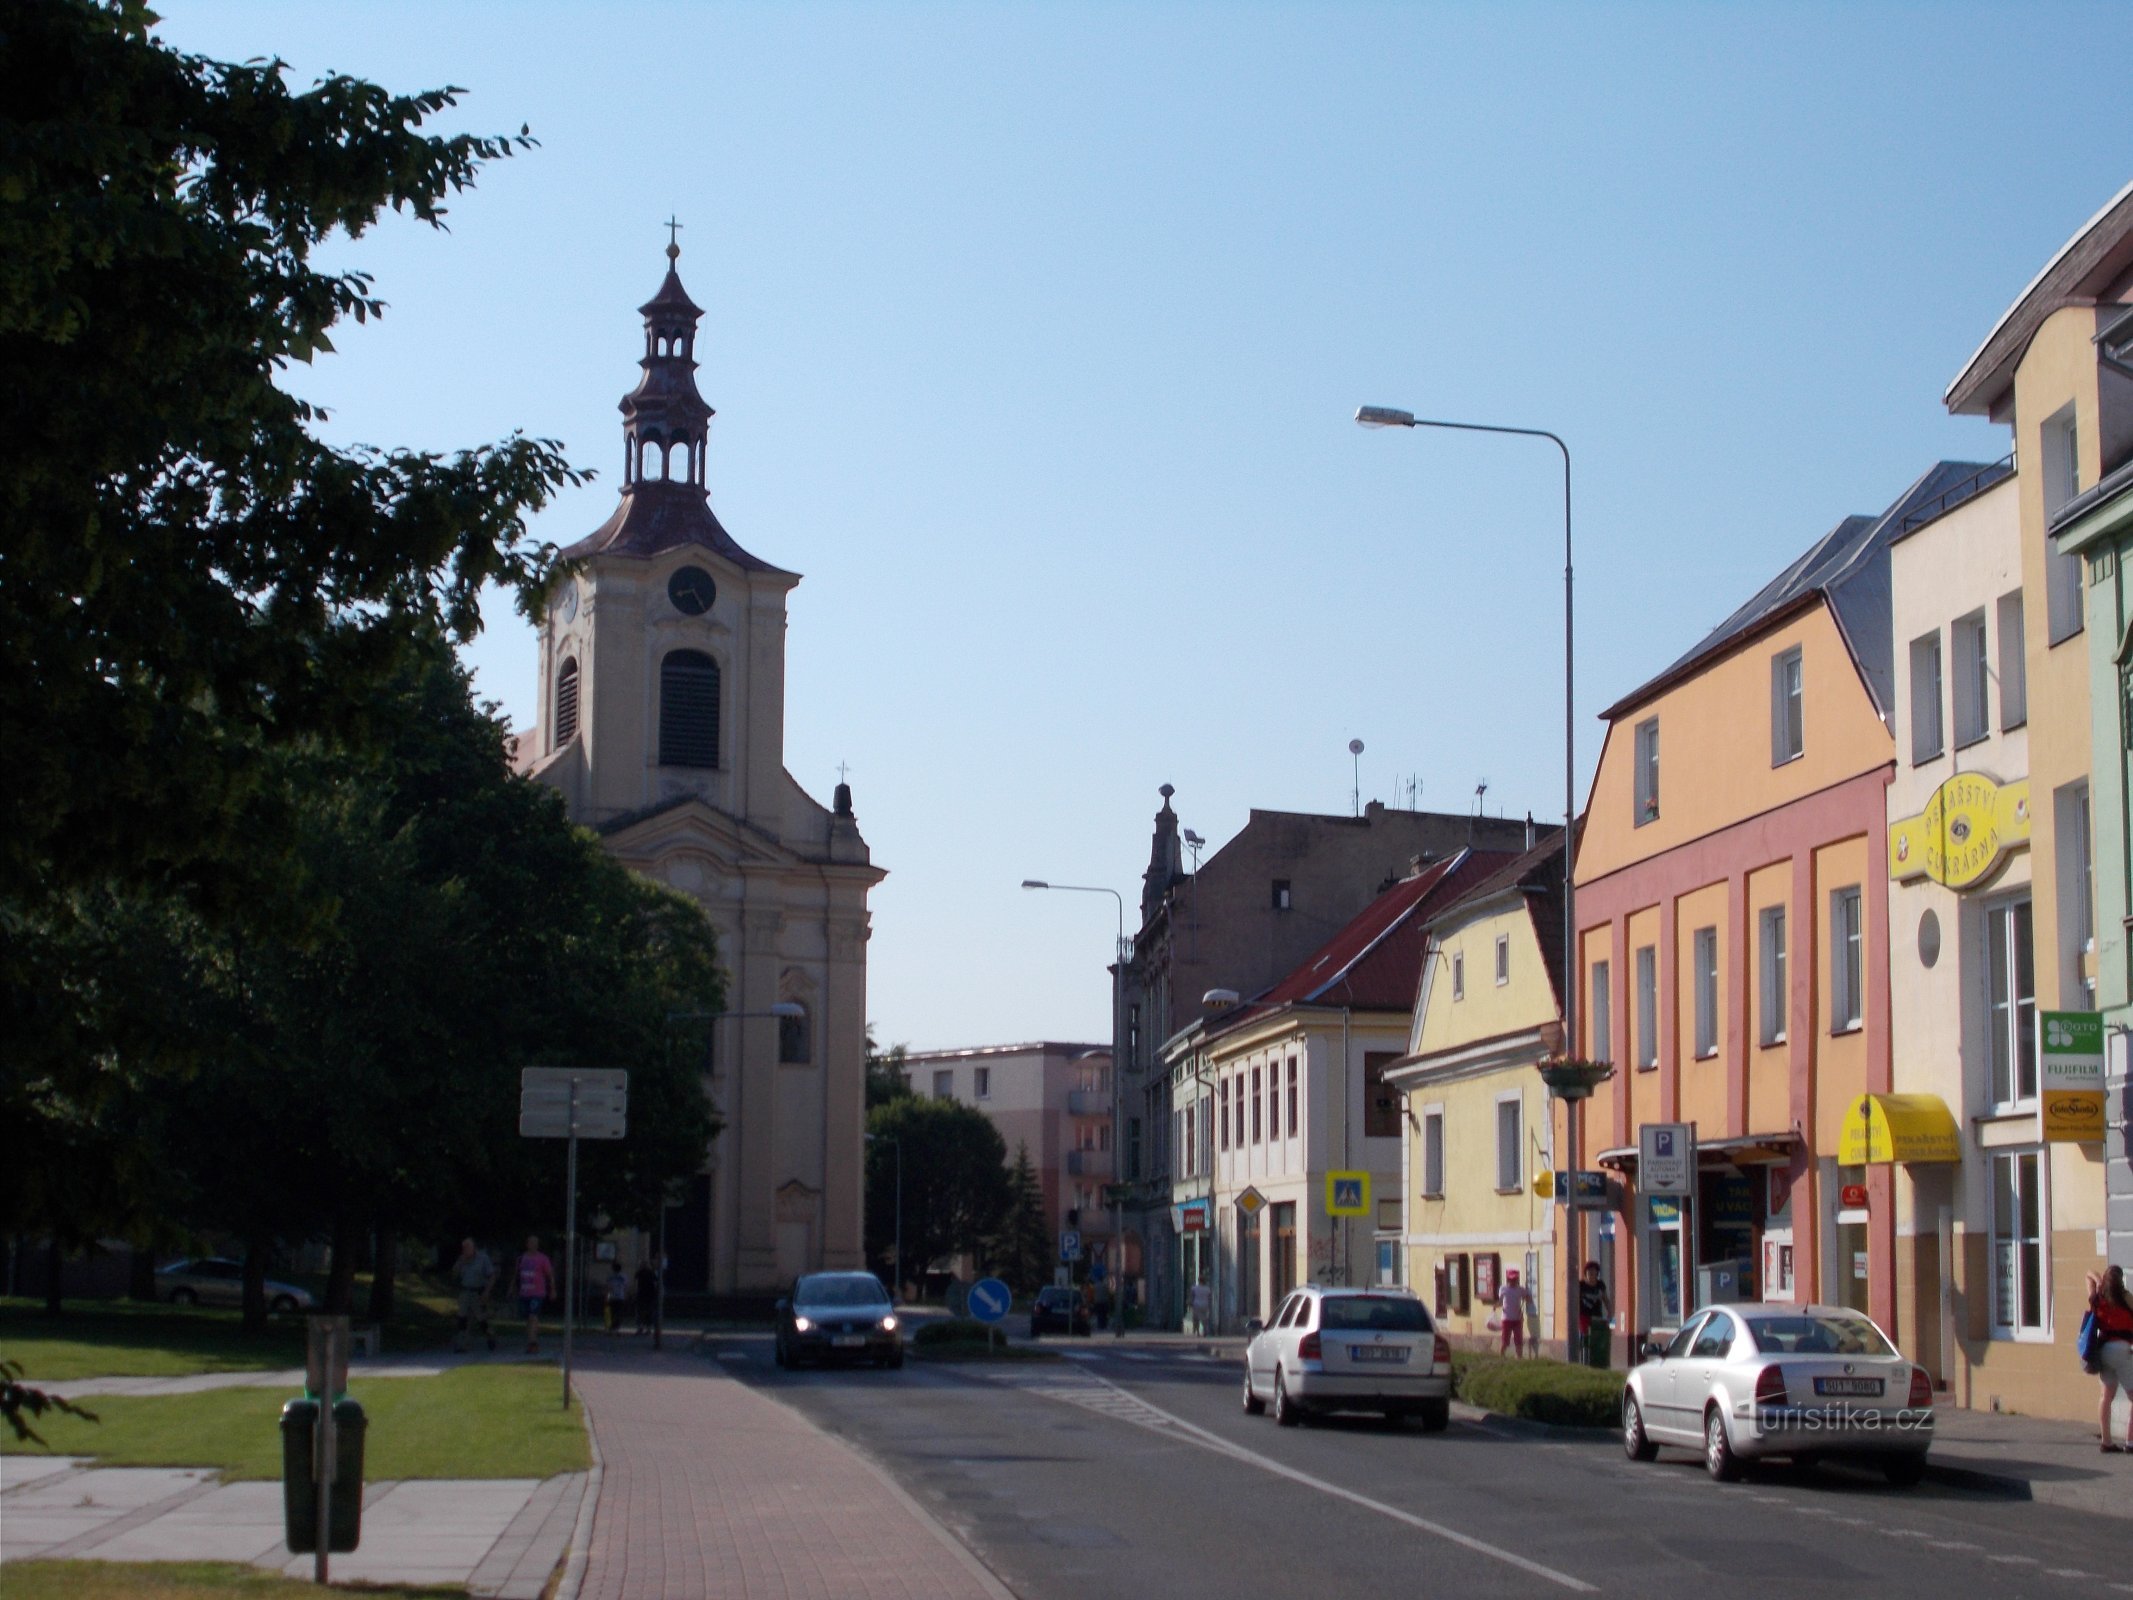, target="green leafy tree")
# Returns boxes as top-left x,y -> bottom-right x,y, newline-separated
988,1143 -> 1052,1297
864,1030 -> 913,1110
863,1096 -> 1010,1285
